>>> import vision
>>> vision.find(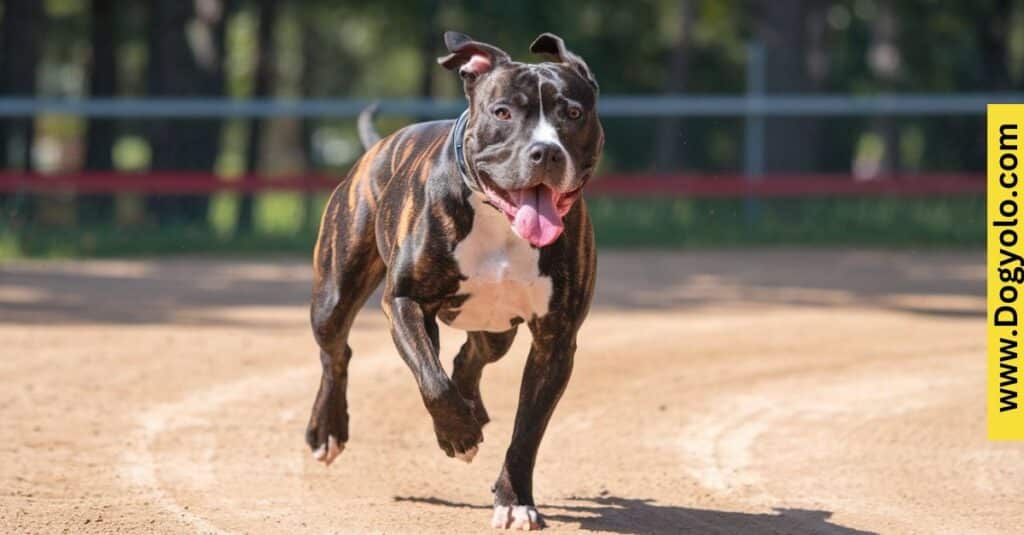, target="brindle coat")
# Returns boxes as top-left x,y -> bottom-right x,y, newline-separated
305,31 -> 602,530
